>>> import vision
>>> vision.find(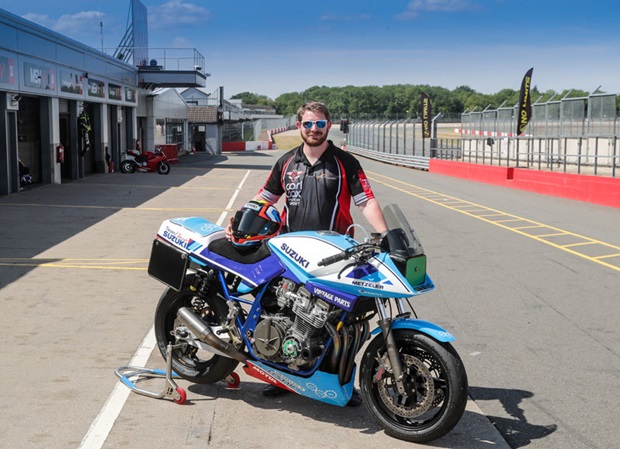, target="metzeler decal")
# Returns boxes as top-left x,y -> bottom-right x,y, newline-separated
280,243 -> 310,268
352,280 -> 385,290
